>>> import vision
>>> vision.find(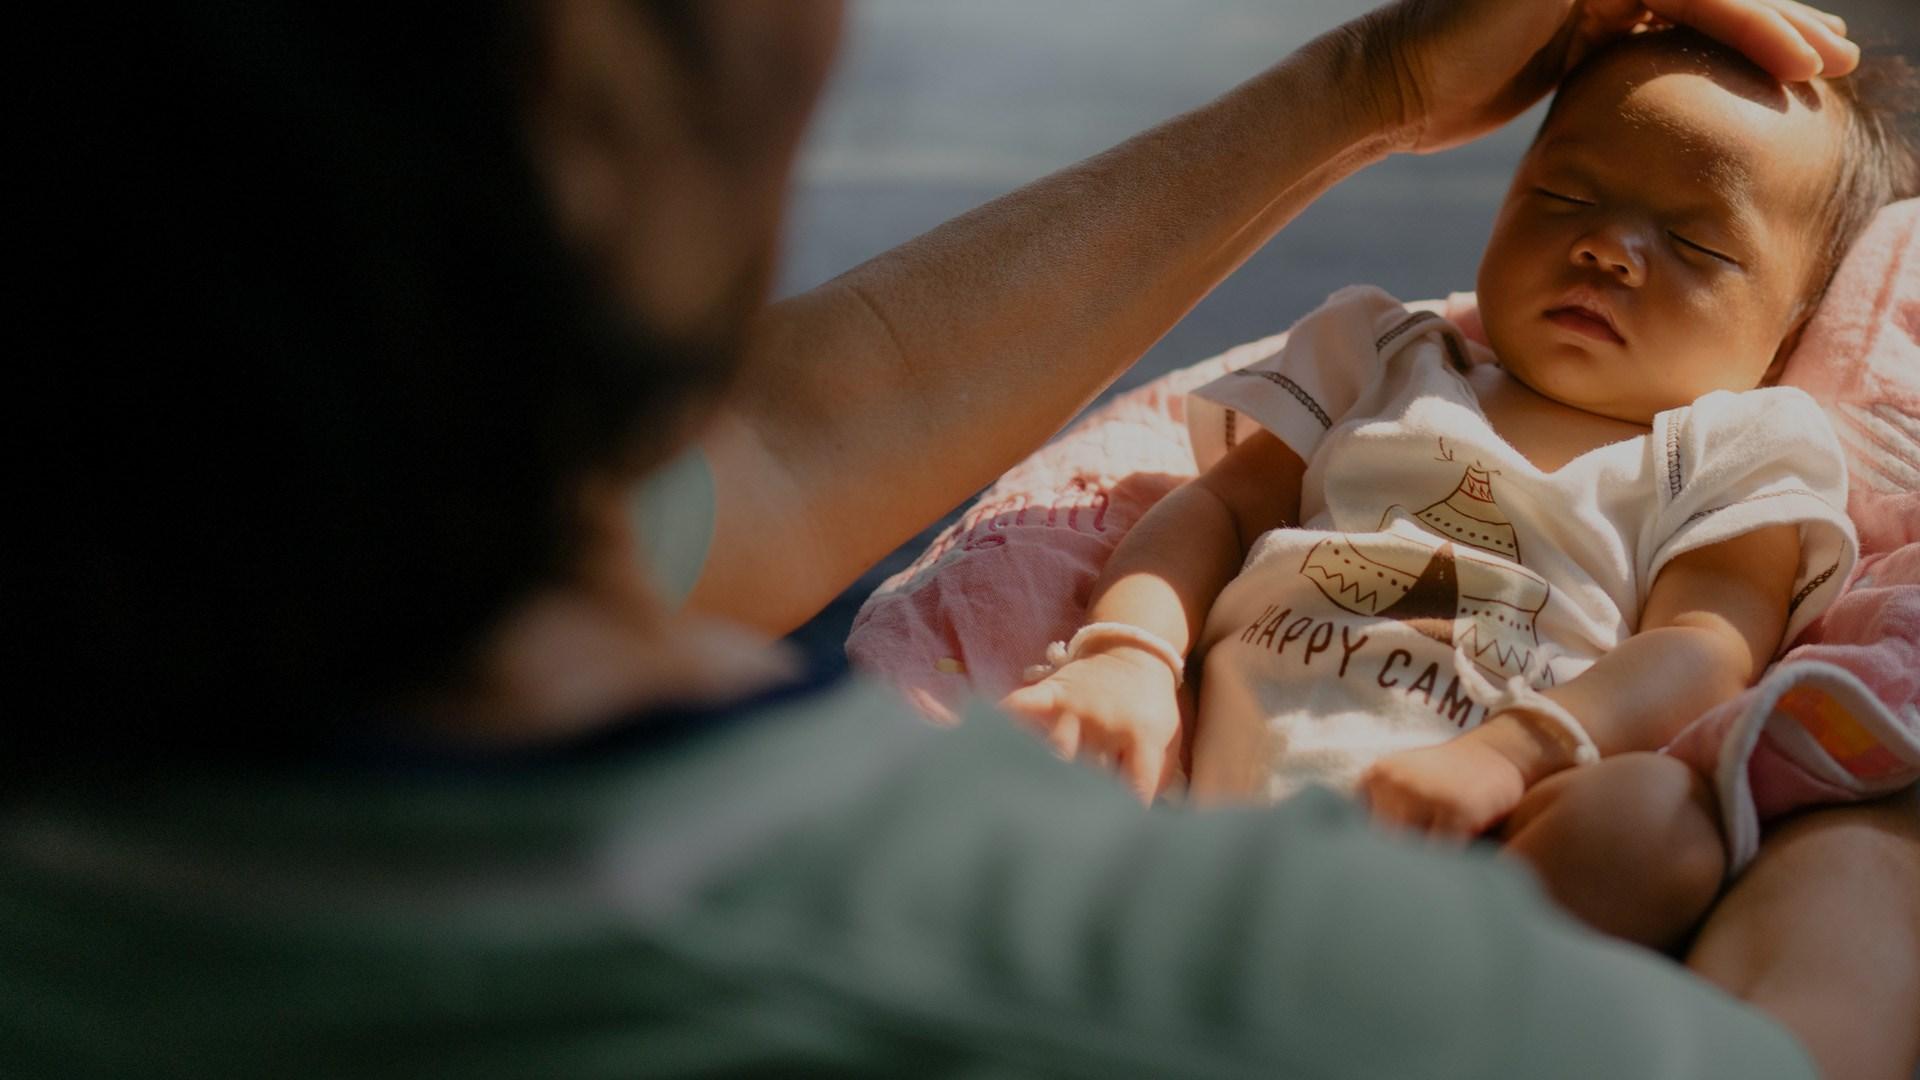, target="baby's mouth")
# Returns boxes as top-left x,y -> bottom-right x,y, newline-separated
1543,305 -> 1625,346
